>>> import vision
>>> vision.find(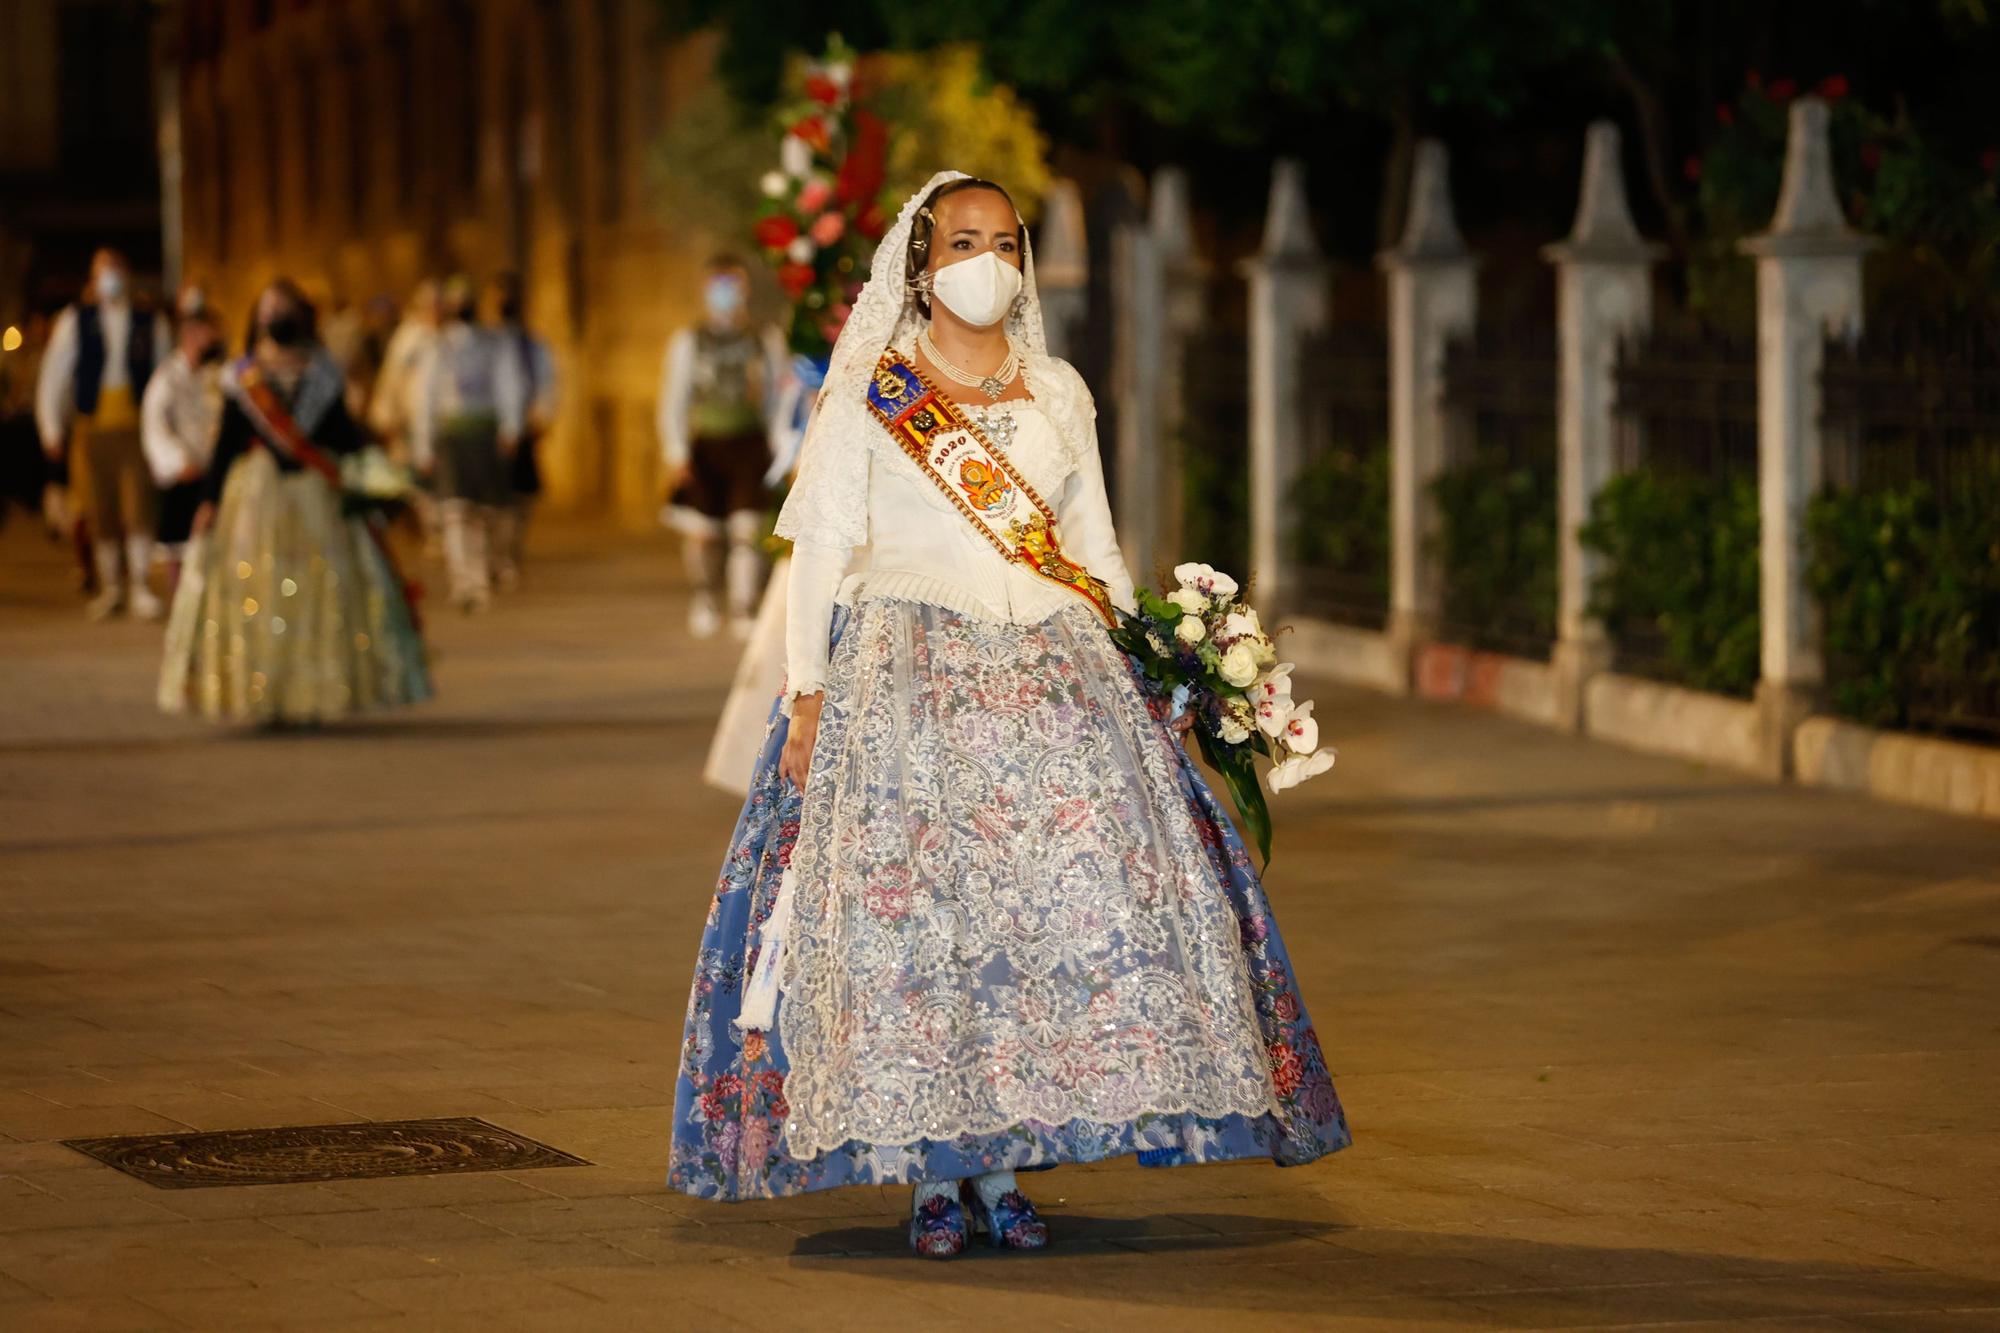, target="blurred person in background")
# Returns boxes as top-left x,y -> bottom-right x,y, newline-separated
413,275 -> 525,613
656,253 -> 786,639
342,294 -> 401,427
481,271 -> 556,591
158,279 -> 429,724
140,296 -> 225,596
35,249 -> 172,619
370,279 -> 446,554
